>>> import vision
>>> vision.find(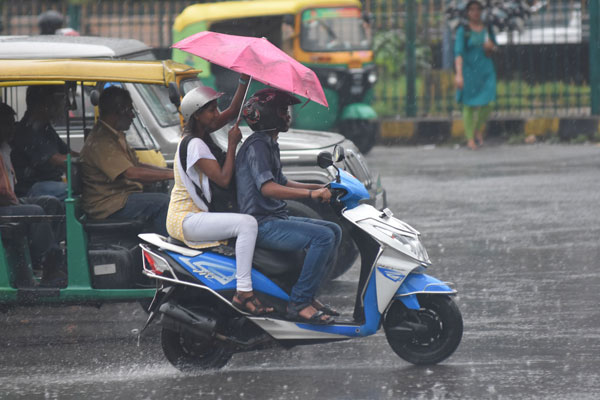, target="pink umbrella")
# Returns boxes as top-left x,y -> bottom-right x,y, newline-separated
172,31 -> 328,108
